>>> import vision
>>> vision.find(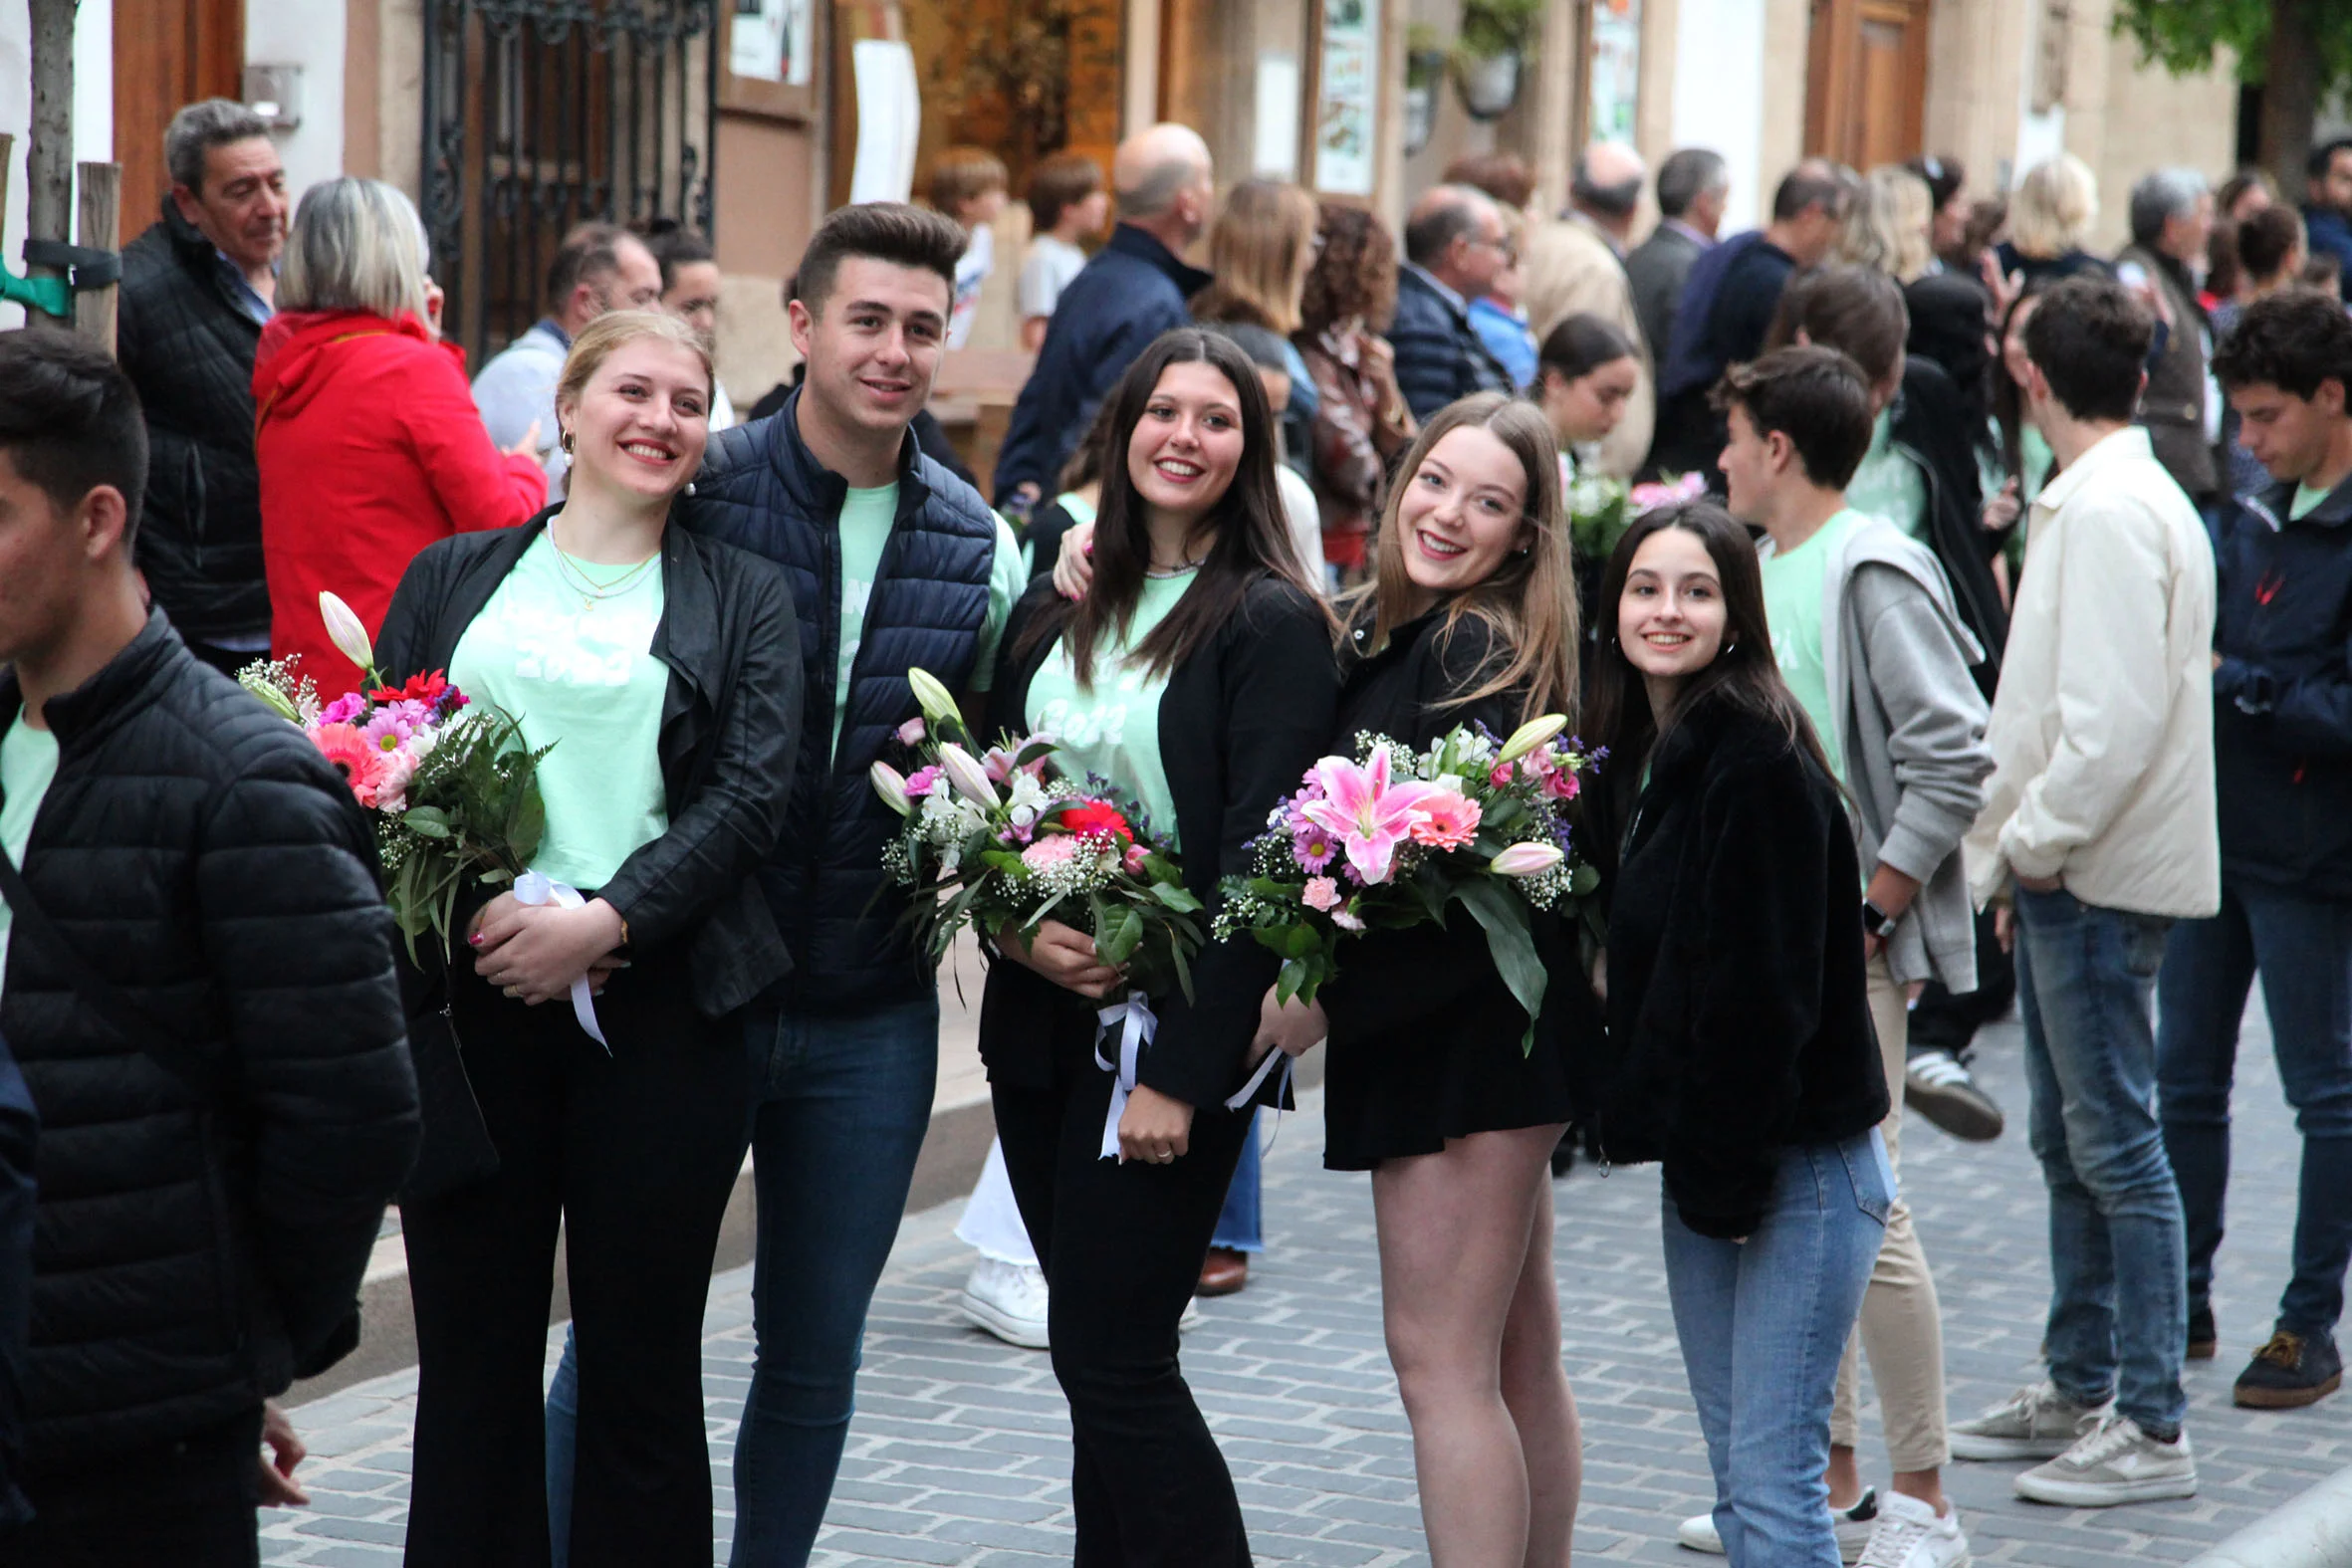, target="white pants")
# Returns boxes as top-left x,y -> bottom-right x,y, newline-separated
956,1137 -> 1041,1266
